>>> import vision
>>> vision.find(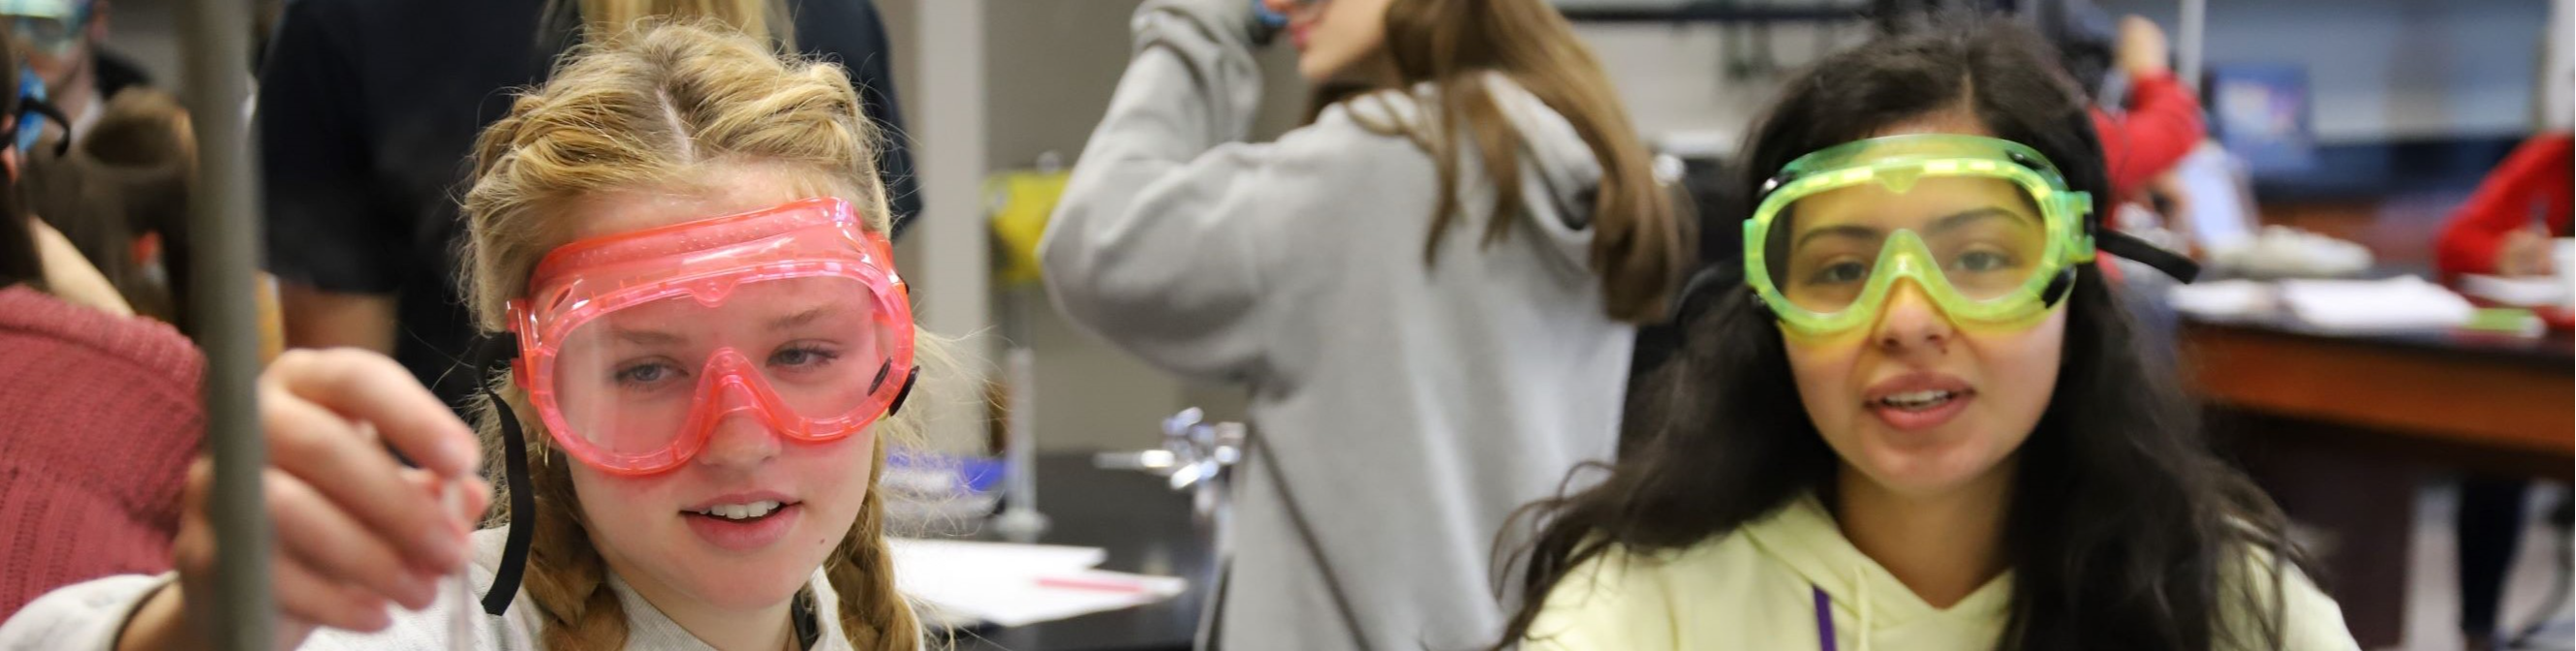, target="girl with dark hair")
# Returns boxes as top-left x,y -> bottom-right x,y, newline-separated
1494,19 -> 2358,651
